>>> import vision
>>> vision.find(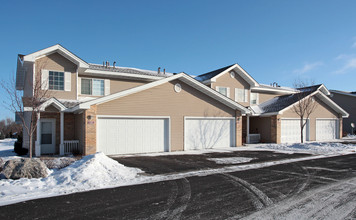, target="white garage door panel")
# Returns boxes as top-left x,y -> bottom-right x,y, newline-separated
316,119 -> 339,141
185,118 -> 235,150
281,119 -> 309,143
97,117 -> 169,155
